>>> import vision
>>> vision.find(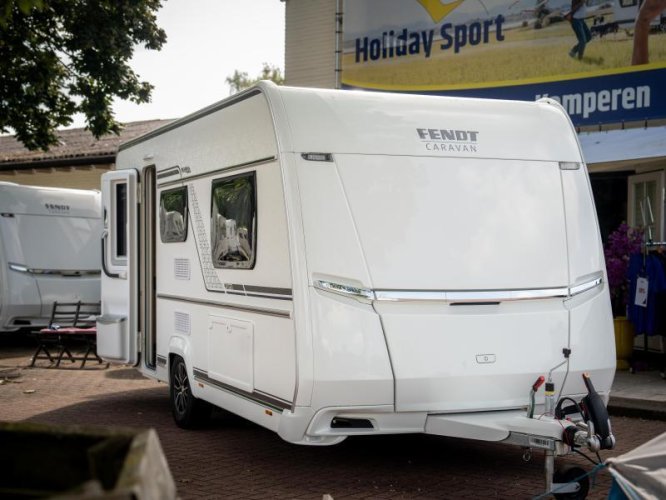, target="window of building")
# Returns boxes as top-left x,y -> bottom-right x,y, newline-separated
210,172 -> 257,269
159,187 -> 188,243
629,171 -> 665,243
